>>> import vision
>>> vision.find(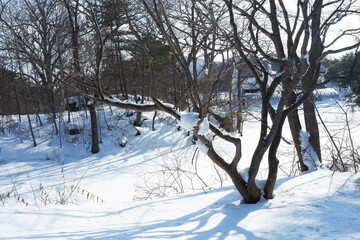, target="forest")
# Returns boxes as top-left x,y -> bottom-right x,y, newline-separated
0,0 -> 360,239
